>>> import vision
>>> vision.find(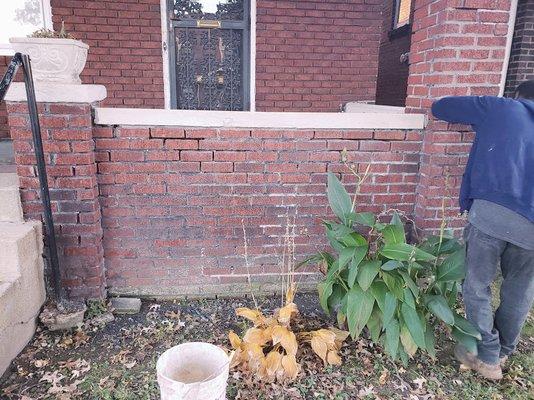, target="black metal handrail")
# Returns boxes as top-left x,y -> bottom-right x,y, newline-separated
0,53 -> 64,301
